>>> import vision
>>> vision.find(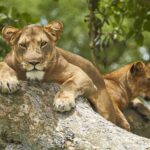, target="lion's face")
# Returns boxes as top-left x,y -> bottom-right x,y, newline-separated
128,61 -> 150,98
2,21 -> 63,80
